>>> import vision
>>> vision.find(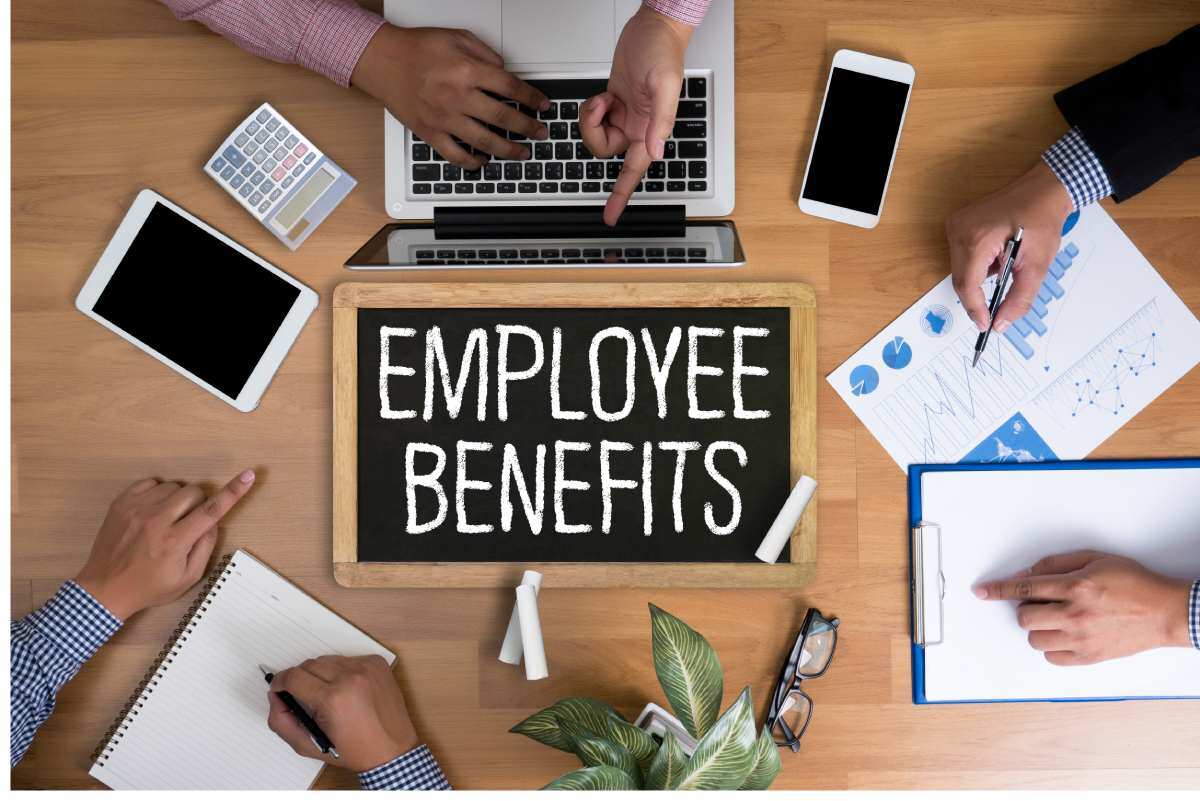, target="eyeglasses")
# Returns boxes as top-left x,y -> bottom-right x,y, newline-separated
764,607 -> 839,752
